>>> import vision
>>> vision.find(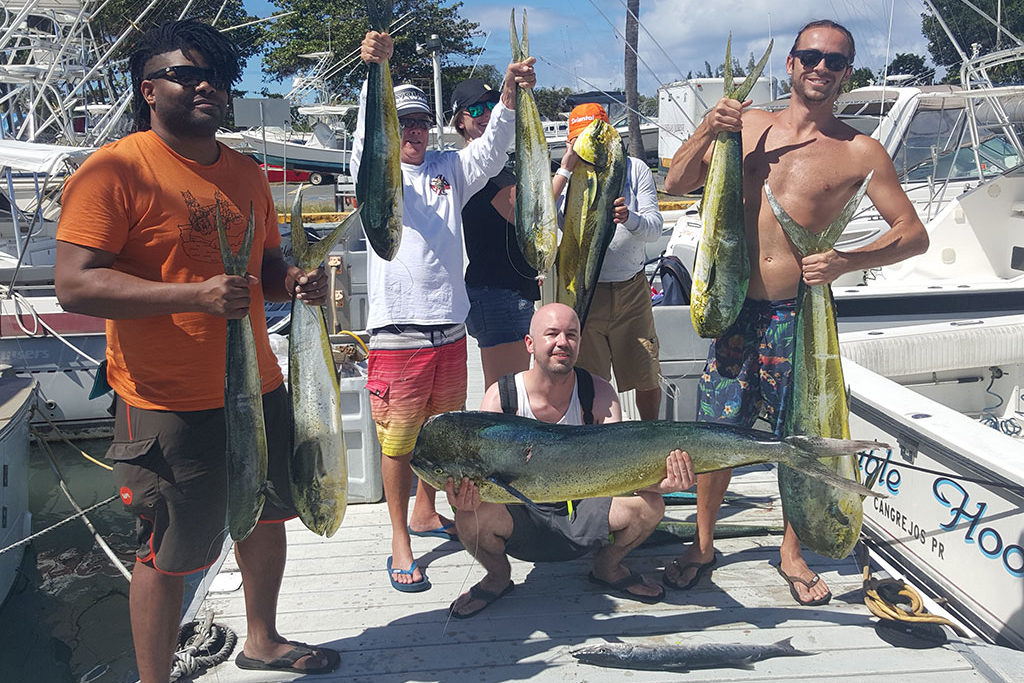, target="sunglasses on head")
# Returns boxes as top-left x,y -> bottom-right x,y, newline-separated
143,65 -> 229,90
465,100 -> 497,118
790,49 -> 852,72
399,117 -> 432,131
